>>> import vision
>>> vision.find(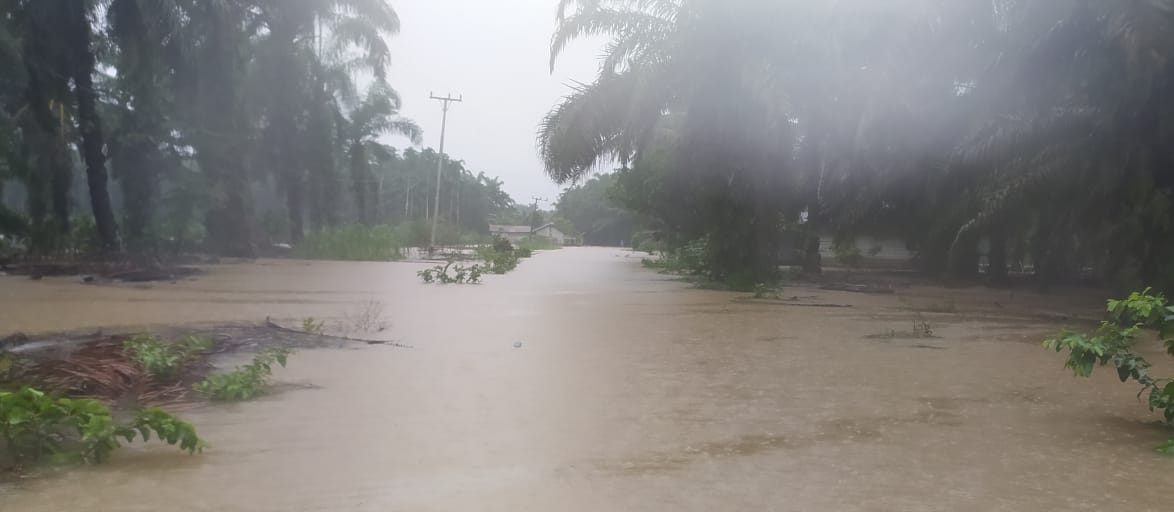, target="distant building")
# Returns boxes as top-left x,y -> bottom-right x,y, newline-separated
489,225 -> 533,243
532,223 -> 568,245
